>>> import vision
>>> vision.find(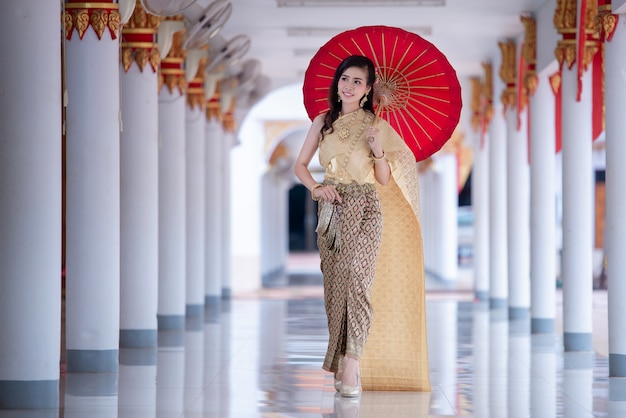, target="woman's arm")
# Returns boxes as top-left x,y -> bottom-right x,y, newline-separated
365,125 -> 391,185
294,114 -> 342,203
